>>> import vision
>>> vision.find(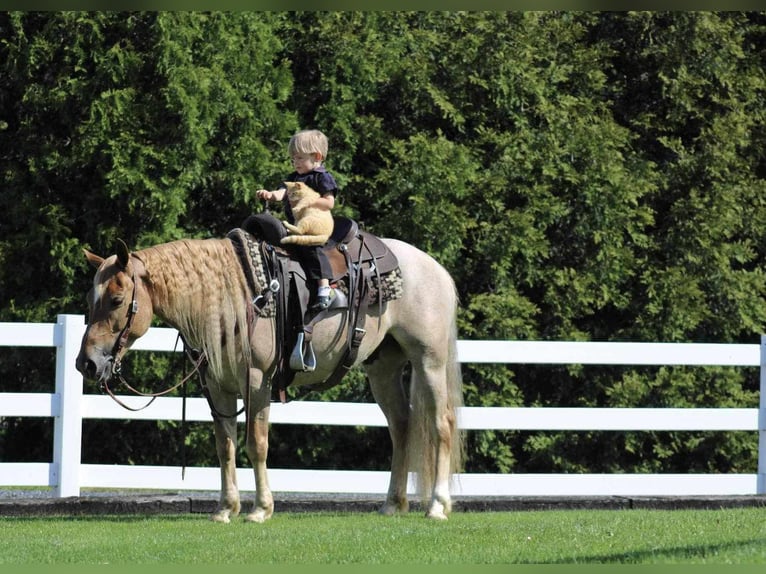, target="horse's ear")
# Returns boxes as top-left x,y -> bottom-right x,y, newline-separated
115,239 -> 131,269
83,249 -> 104,269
